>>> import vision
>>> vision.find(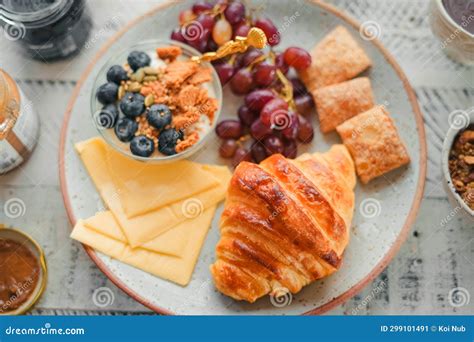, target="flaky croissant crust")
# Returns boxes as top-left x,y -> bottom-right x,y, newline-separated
211,145 -> 356,303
